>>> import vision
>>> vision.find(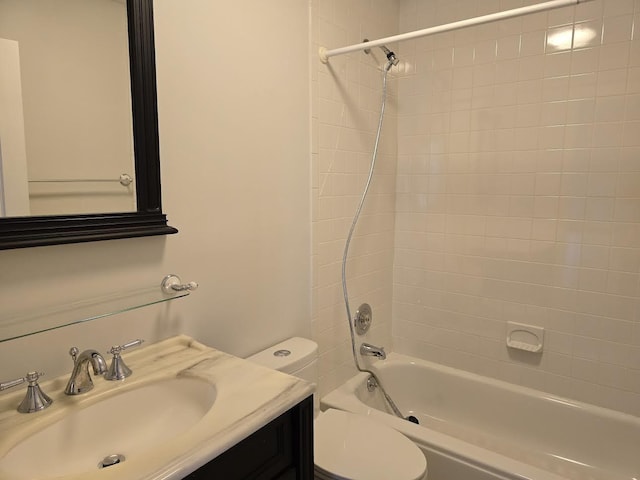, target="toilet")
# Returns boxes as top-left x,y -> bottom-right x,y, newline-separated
247,337 -> 427,480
